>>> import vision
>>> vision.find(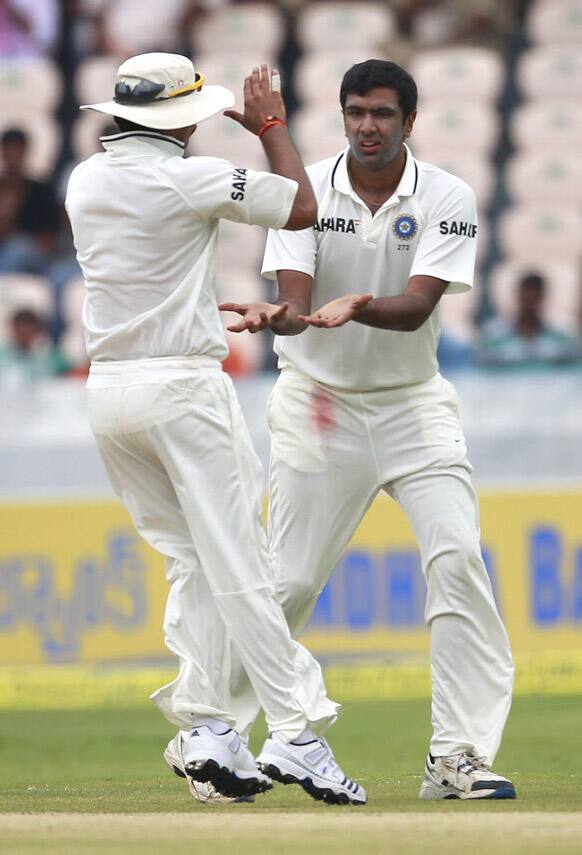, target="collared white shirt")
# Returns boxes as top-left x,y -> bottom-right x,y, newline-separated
262,144 -> 478,391
65,131 -> 297,362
